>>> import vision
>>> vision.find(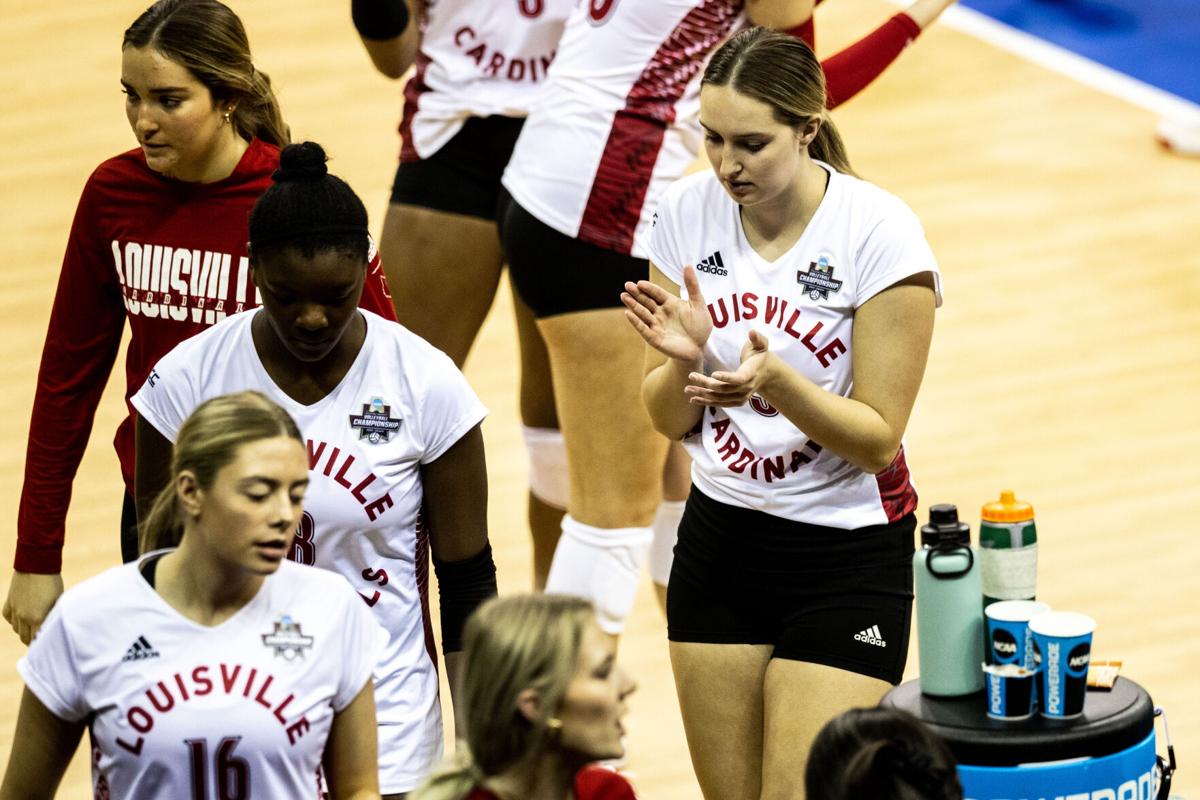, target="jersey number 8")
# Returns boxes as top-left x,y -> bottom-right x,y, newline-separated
290,512 -> 317,566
